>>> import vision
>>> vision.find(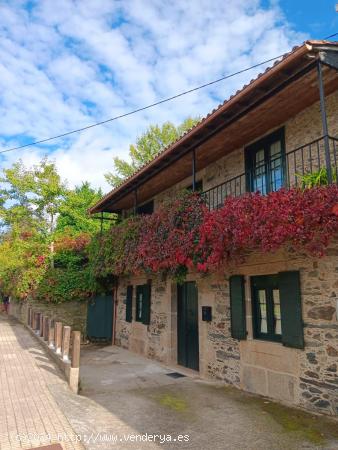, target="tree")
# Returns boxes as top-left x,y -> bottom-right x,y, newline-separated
55,182 -> 106,235
0,158 -> 66,235
0,159 -> 102,301
105,117 -> 199,187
